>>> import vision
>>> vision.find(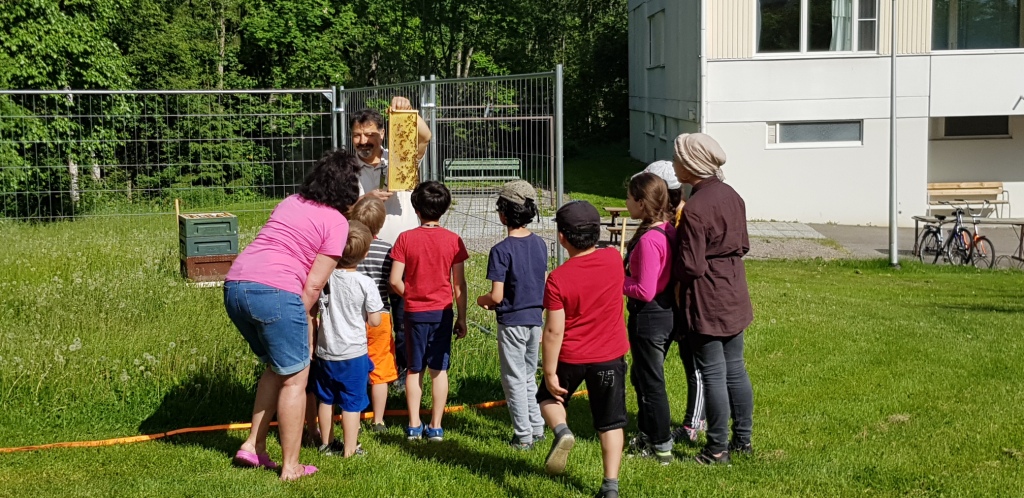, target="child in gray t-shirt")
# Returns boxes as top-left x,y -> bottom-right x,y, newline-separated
311,220 -> 383,458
